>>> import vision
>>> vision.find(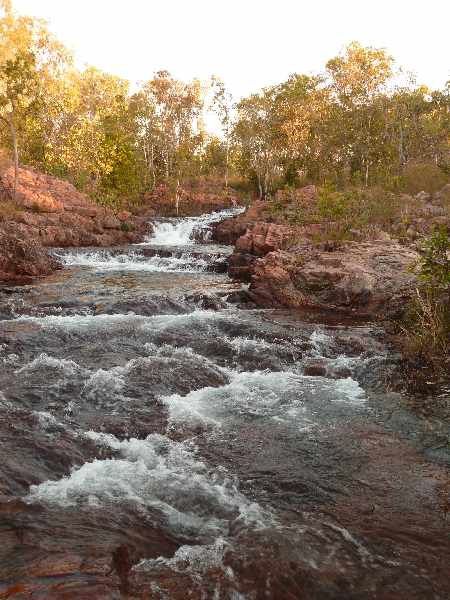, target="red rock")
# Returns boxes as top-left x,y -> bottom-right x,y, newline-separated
102,215 -> 121,229
0,229 -> 60,283
247,241 -> 419,317
116,210 -> 132,222
235,222 -> 294,256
